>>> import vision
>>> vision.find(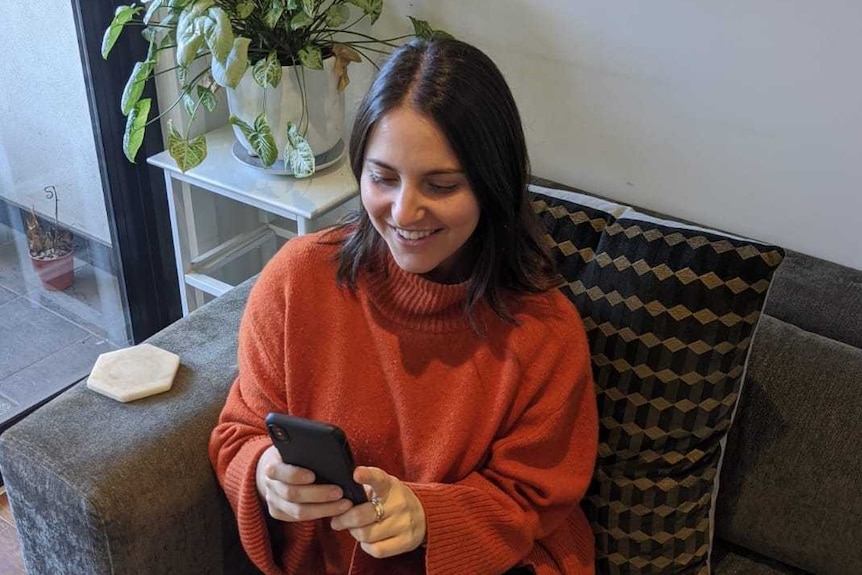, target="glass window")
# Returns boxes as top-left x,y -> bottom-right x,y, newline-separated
0,2 -> 175,433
